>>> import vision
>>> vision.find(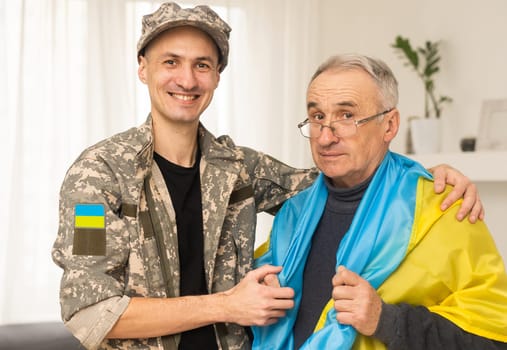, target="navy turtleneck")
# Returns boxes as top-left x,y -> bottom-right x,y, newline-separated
293,175 -> 372,349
